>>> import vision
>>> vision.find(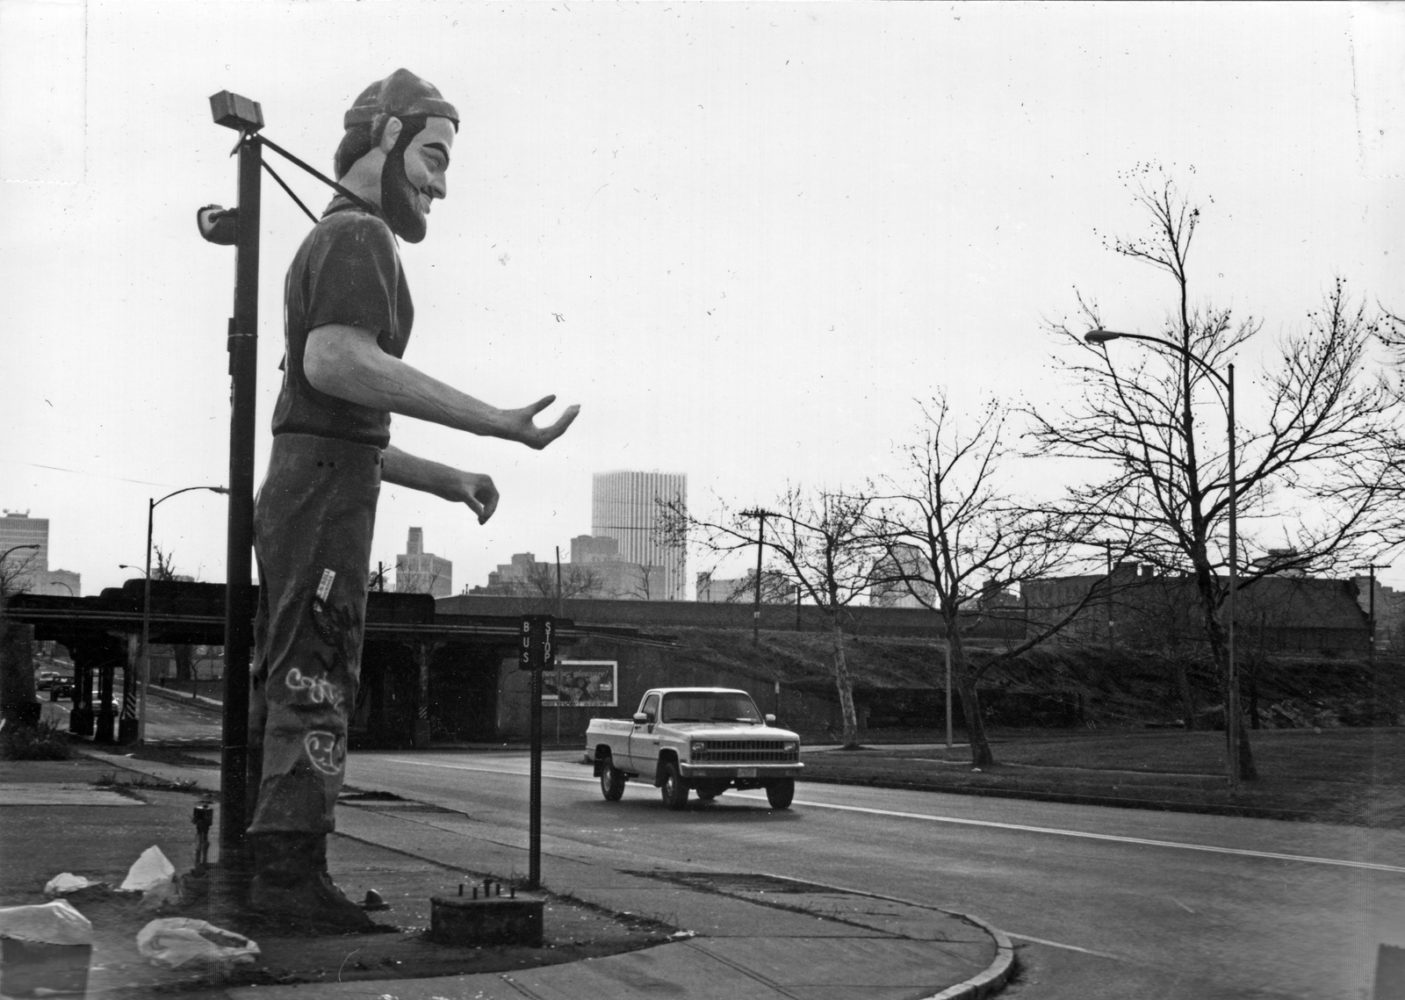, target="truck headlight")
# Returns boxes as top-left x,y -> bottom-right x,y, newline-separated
781,742 -> 797,752
691,741 -> 707,754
